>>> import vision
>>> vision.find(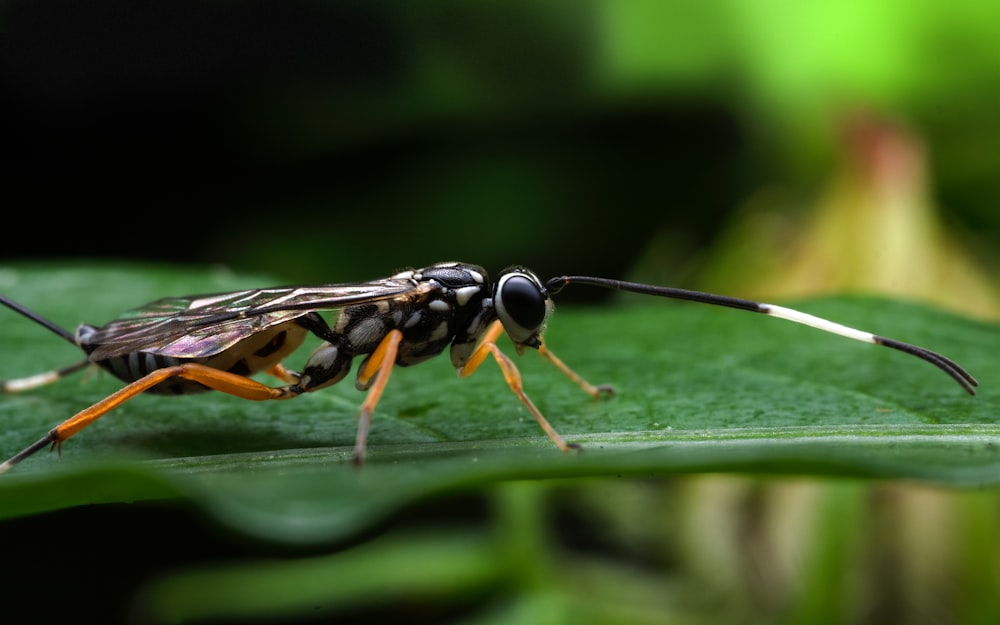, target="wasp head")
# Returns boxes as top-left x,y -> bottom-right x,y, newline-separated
493,267 -> 553,353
